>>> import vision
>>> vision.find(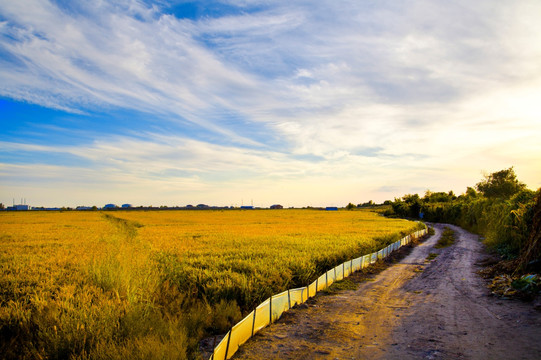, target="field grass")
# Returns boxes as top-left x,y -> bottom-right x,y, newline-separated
0,209 -> 422,359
